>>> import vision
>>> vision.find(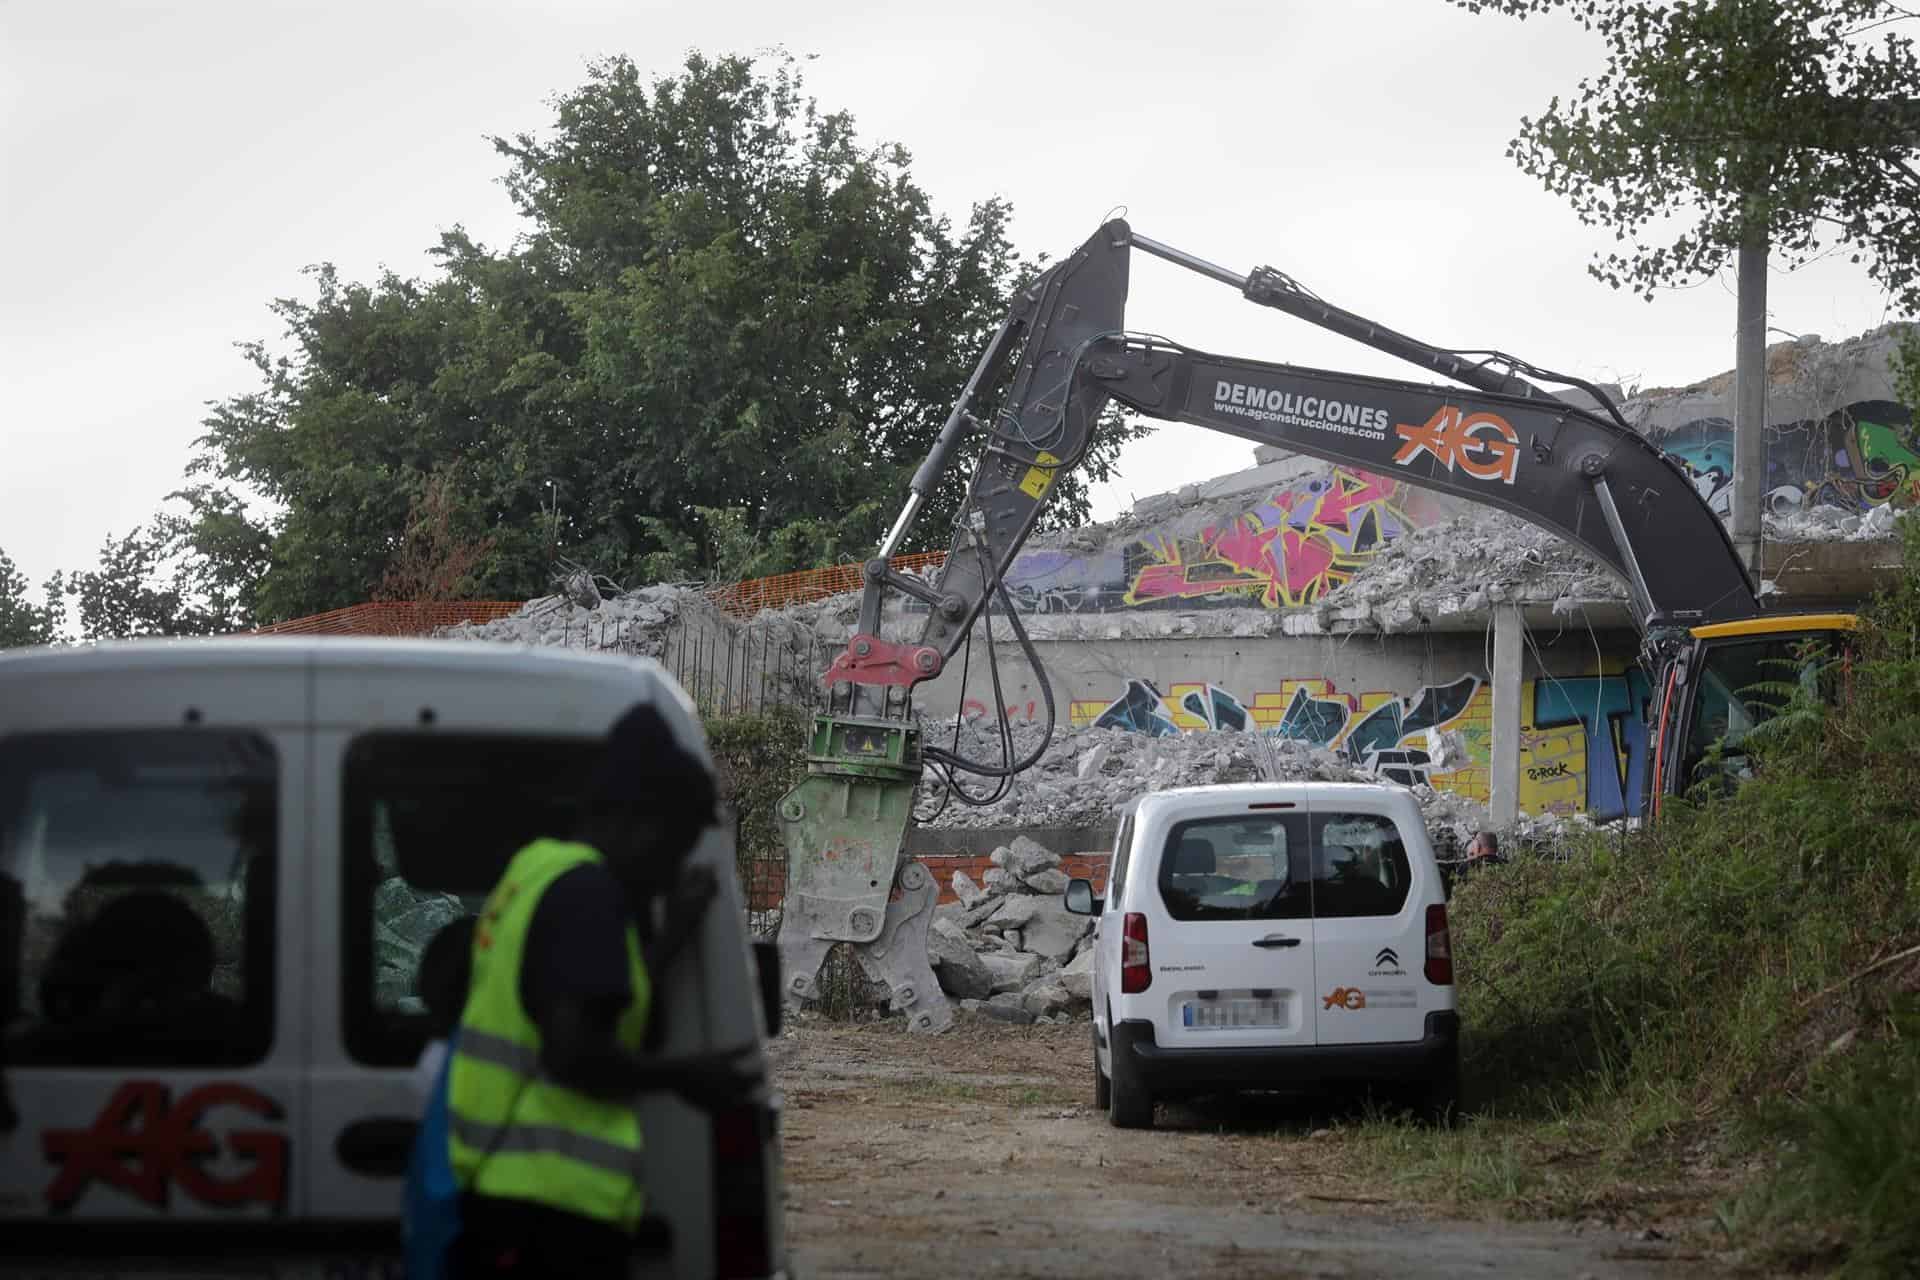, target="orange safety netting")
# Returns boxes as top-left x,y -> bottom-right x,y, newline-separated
249,552 -> 950,637
701,551 -> 947,618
